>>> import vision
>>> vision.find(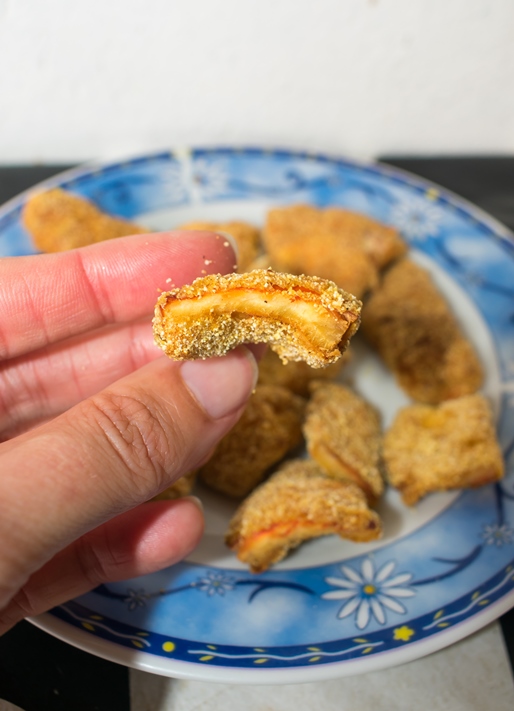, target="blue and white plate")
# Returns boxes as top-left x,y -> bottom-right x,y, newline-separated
1,147 -> 513,684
